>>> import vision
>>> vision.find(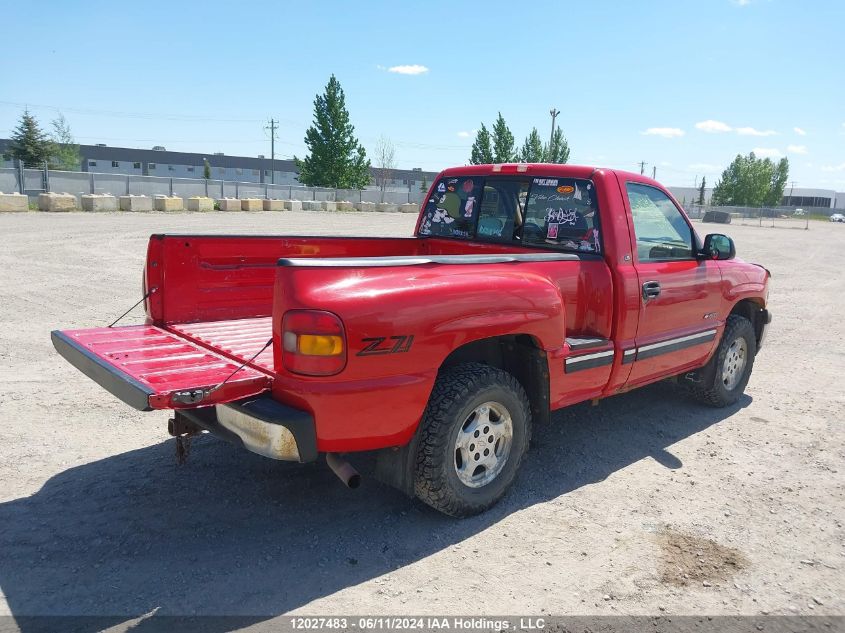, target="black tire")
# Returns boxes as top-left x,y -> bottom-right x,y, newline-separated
414,362 -> 532,517
685,315 -> 756,407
